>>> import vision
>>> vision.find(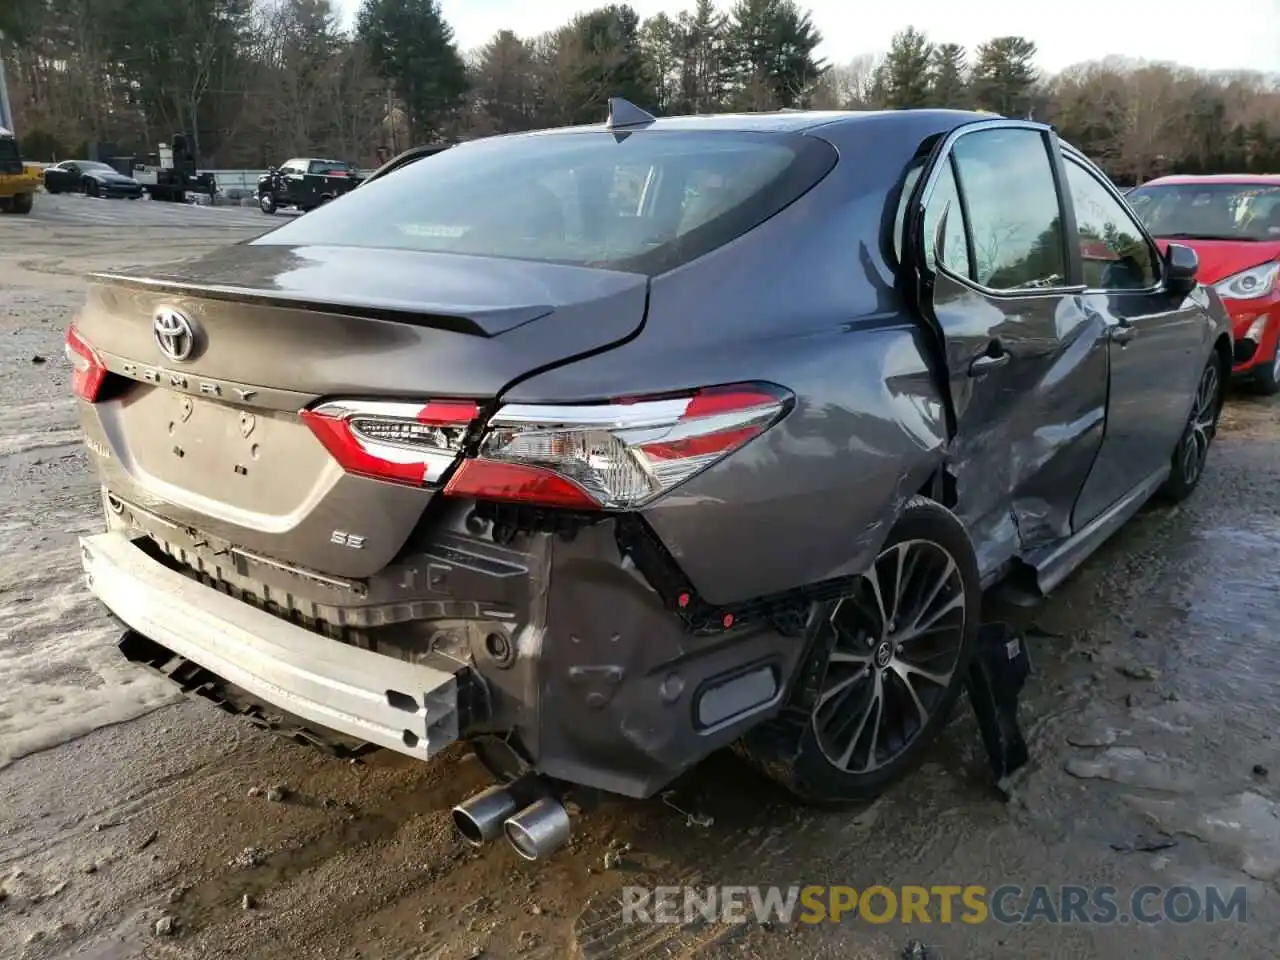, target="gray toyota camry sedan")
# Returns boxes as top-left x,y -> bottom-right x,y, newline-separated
68,100 -> 1231,860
